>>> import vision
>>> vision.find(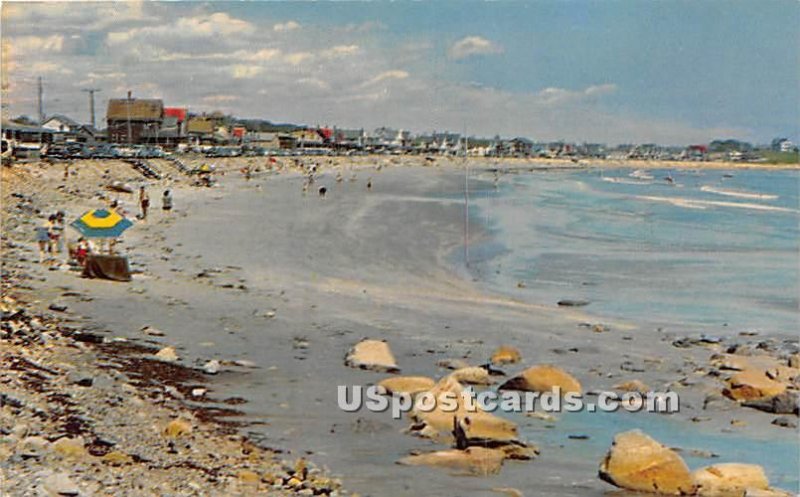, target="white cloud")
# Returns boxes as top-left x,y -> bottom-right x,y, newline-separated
242,49 -> 281,61
534,84 -> 618,106
284,52 -> 313,66
7,35 -> 64,54
107,12 -> 253,45
29,62 -> 73,75
231,65 -> 263,79
202,95 -> 239,103
273,21 -> 300,32
448,36 -> 503,60
360,70 -> 409,88
324,45 -> 360,57
584,84 -> 617,97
